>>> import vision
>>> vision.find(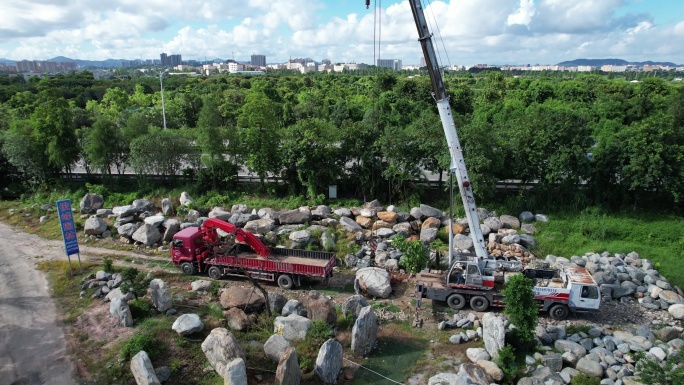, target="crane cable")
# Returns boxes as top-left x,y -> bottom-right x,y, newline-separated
422,0 -> 453,77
